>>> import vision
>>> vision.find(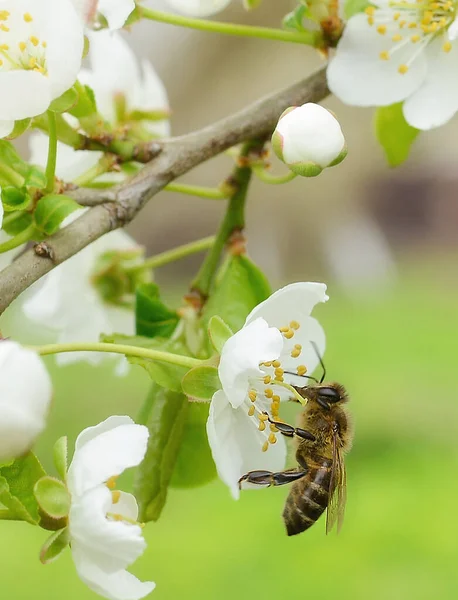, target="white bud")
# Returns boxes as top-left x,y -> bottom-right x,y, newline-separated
166,0 -> 232,17
272,103 -> 347,177
0,341 -> 52,462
